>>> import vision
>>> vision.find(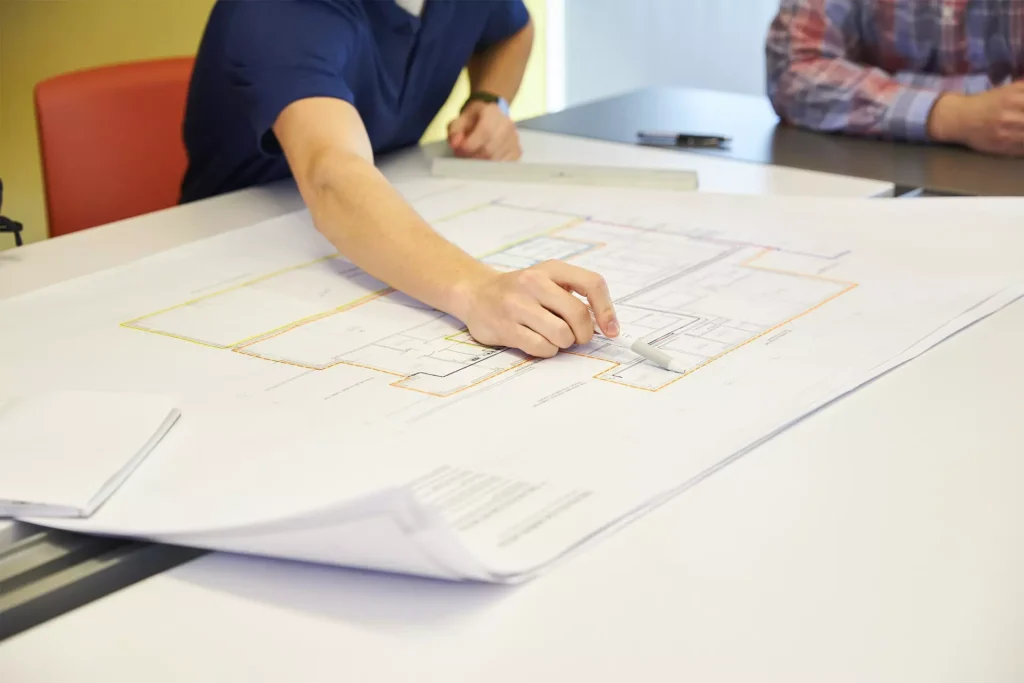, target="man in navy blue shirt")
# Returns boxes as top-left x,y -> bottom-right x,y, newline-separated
181,0 -> 619,359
